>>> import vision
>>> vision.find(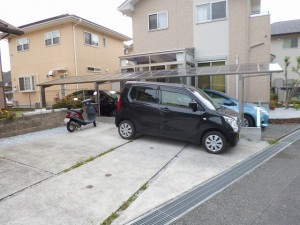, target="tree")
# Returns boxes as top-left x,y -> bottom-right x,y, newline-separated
284,56 -> 290,109
290,56 -> 300,103
284,56 -> 300,109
